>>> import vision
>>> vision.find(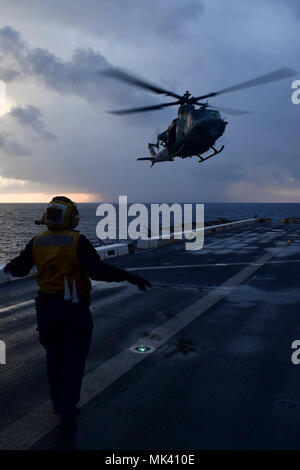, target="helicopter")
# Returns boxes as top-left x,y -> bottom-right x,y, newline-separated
102,67 -> 296,167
